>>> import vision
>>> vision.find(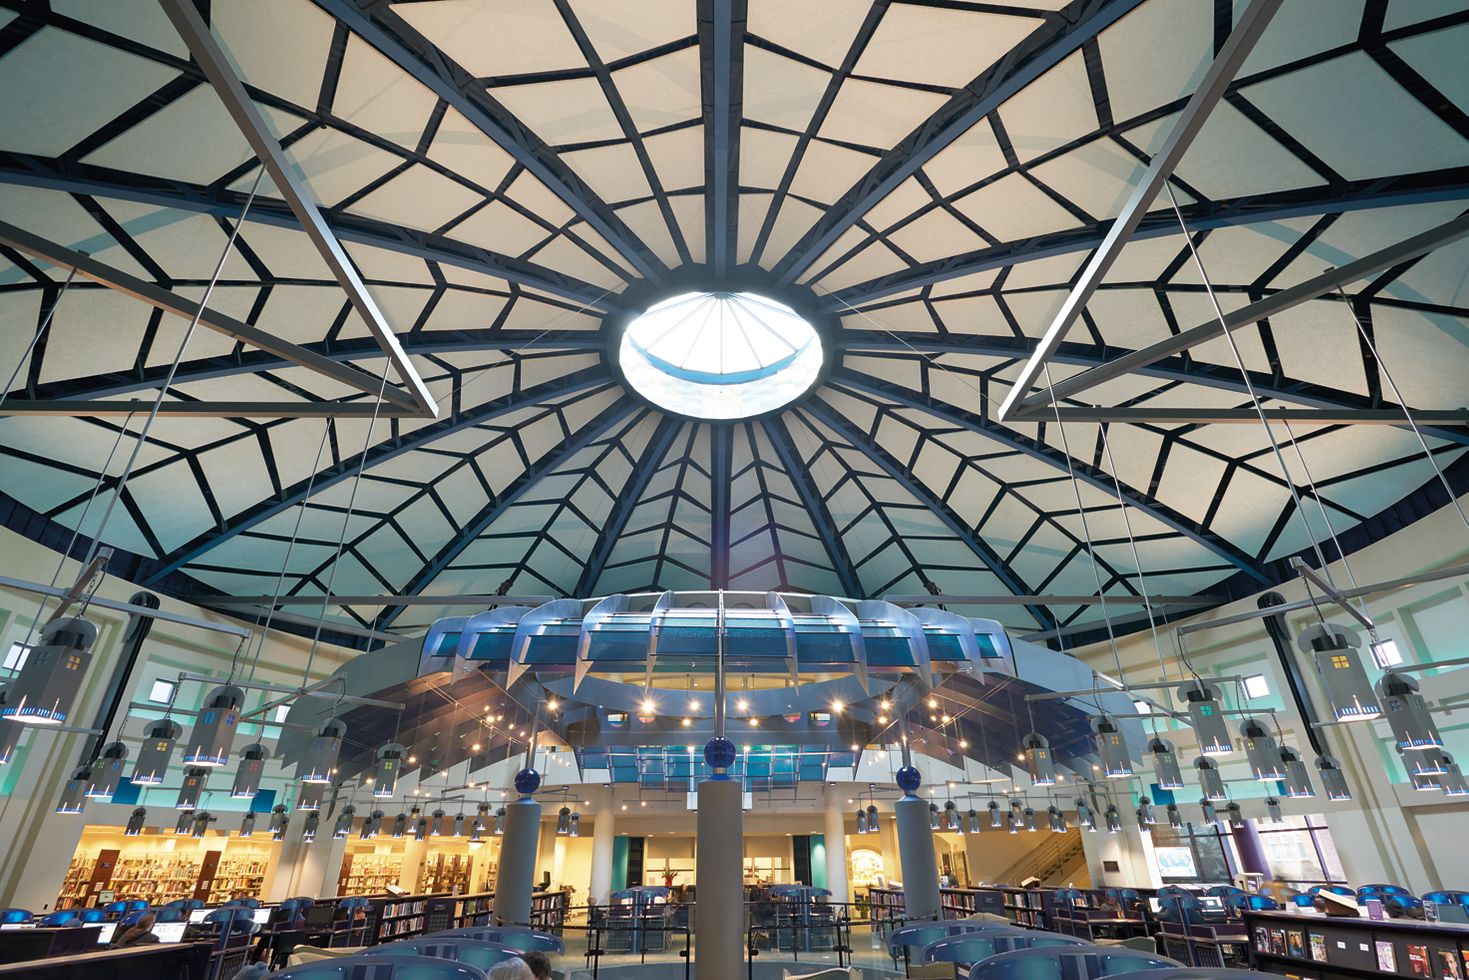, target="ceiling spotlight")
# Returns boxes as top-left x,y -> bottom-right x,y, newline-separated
231,743 -> 271,799
928,698 -> 938,709
373,742 -> 407,798
1148,736 -> 1184,790
1376,672 -> 1443,752
1299,623 -> 1380,721
1278,744 -> 1315,798
183,684 -> 245,767
1315,755 -> 1352,801
1239,718 -> 1286,781
133,718 -> 183,785
1178,679 -> 1233,755
641,698 -> 656,713
1,616 -> 96,726
547,700 -> 559,711
831,700 -> 843,714
1092,714 -> 1133,778
1022,732 -> 1055,786
1195,756 -> 1228,801
736,699 -> 749,712
300,717 -> 347,784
